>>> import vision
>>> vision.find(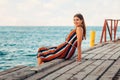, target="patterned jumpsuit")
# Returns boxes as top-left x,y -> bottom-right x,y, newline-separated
37,29 -> 78,62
